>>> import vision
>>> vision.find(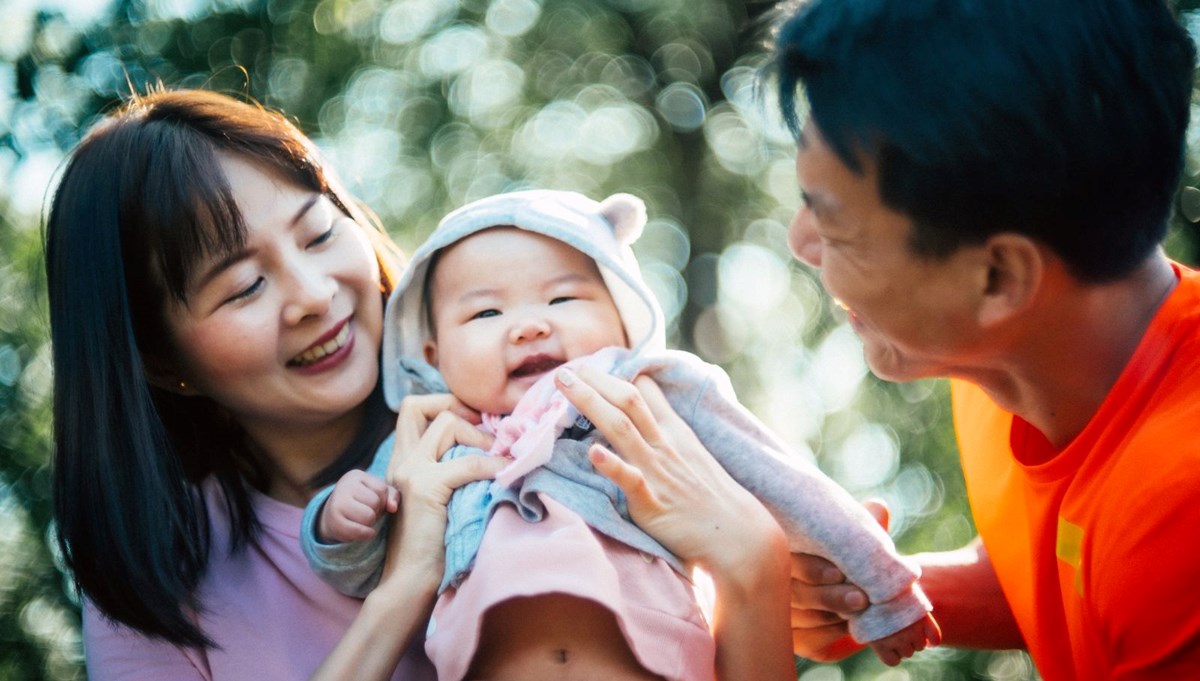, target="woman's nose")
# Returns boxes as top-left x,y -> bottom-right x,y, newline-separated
509,314 -> 551,343
788,204 -> 823,268
282,263 -> 336,325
